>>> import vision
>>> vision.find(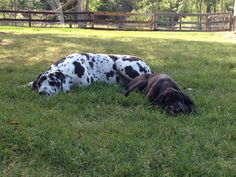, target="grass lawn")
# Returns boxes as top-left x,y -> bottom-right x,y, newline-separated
0,26 -> 236,176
